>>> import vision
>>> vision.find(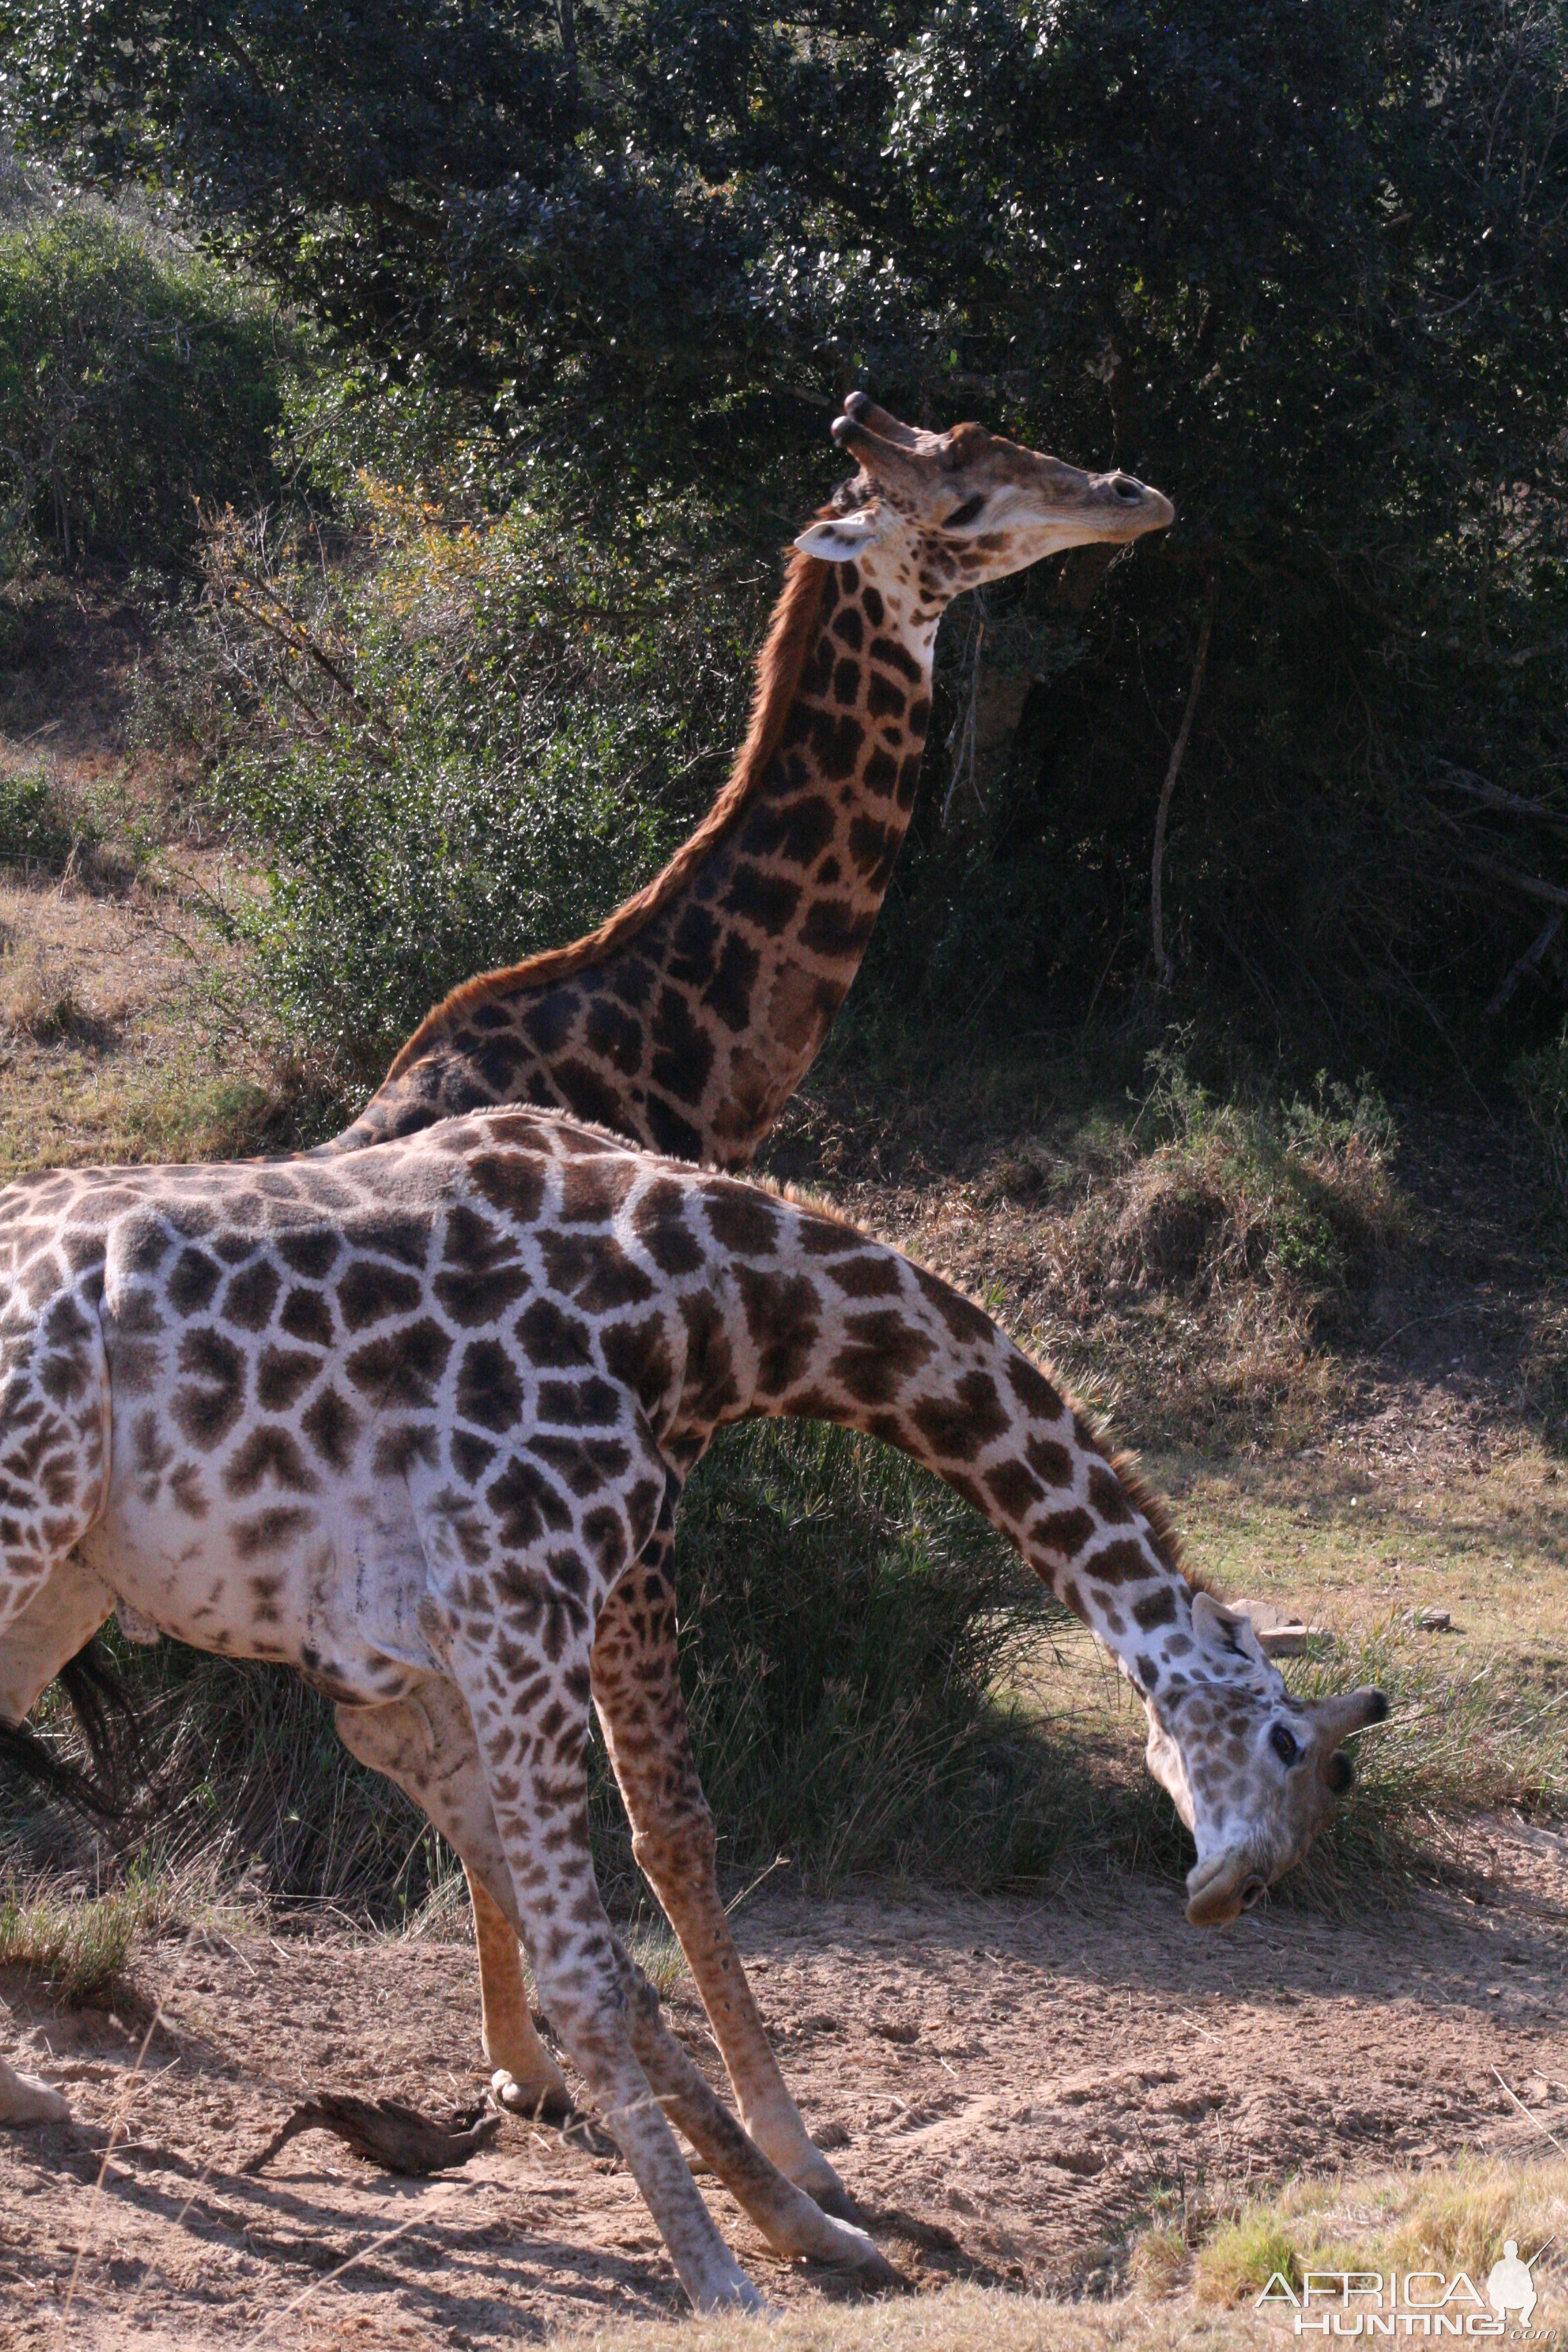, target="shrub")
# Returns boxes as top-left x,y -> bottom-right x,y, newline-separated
1060,1041 -> 1402,1335
0,204 -> 289,572
203,478 -> 771,1080
0,764 -> 78,868
651,1422 -> 1065,1891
